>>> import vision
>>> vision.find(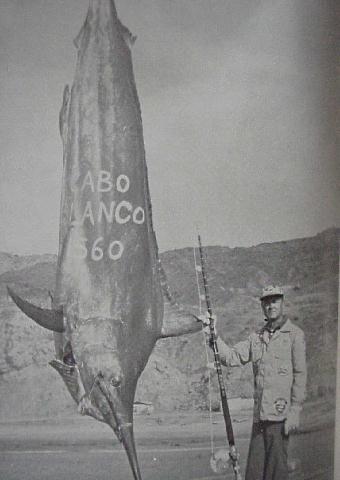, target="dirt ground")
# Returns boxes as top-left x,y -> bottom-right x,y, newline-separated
0,400 -> 335,480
